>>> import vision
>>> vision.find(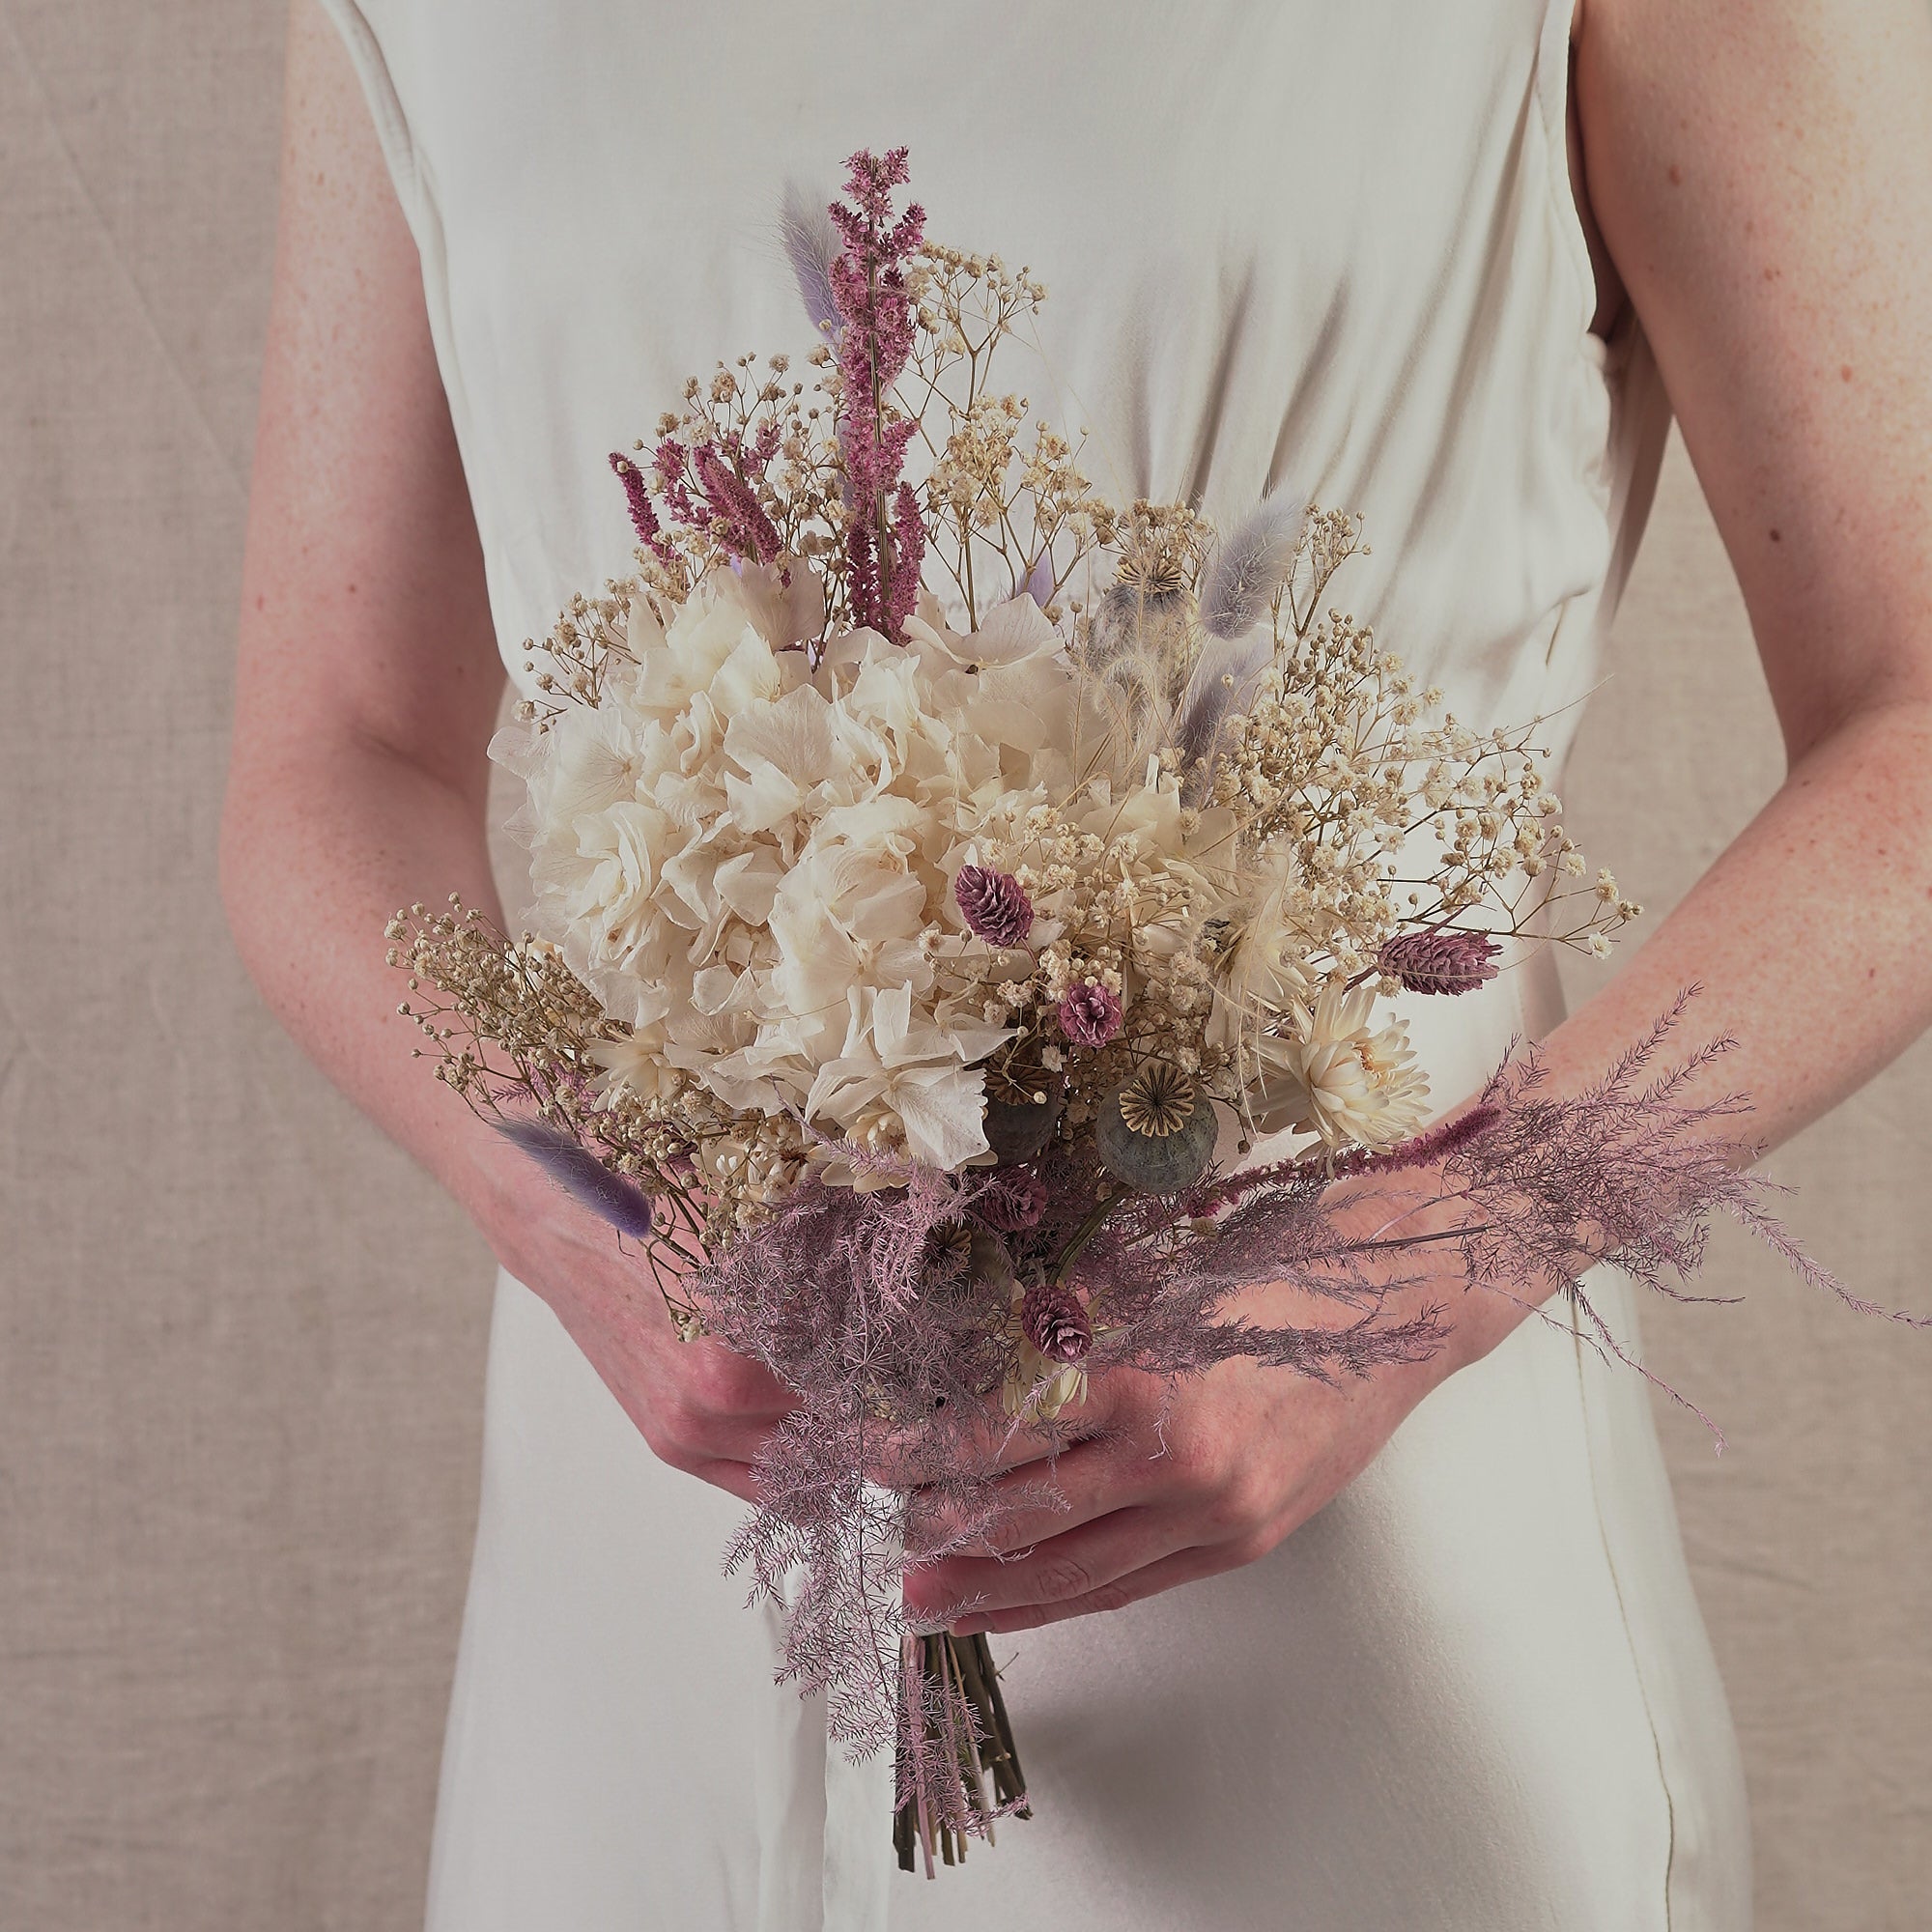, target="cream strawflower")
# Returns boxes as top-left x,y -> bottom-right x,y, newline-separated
1255,974 -> 1431,1151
